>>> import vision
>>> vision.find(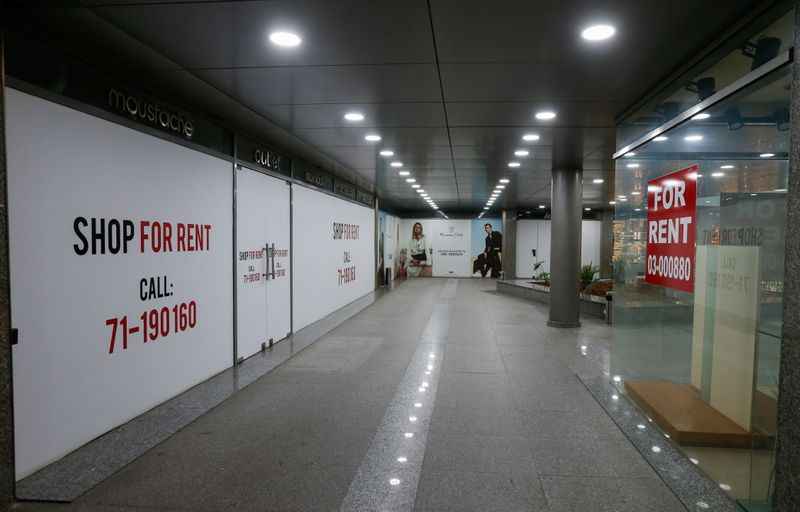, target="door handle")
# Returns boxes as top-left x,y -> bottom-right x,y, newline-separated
262,243 -> 276,280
